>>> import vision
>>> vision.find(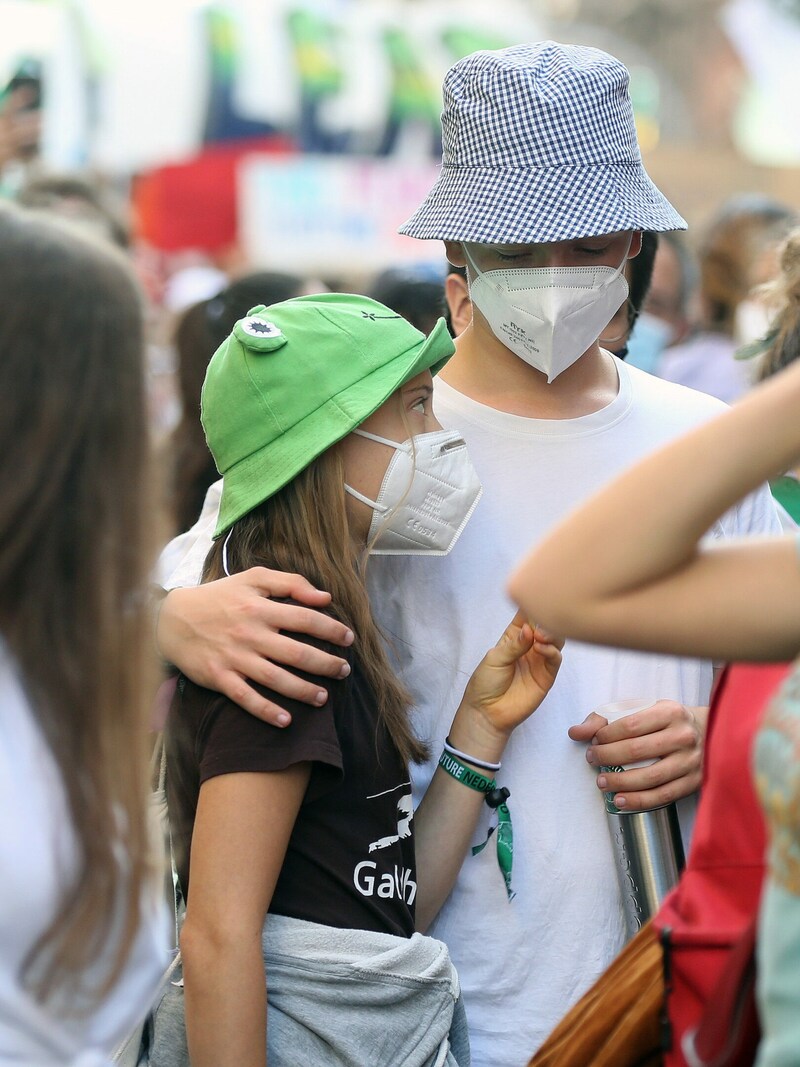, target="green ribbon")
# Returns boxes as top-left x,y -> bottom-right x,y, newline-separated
472,799 -> 515,901
437,750 -> 515,899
